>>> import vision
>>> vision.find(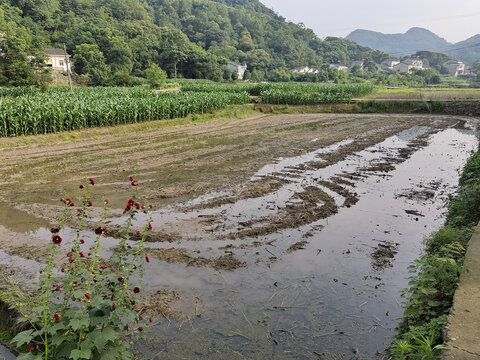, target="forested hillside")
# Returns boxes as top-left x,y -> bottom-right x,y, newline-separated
0,0 -> 389,85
